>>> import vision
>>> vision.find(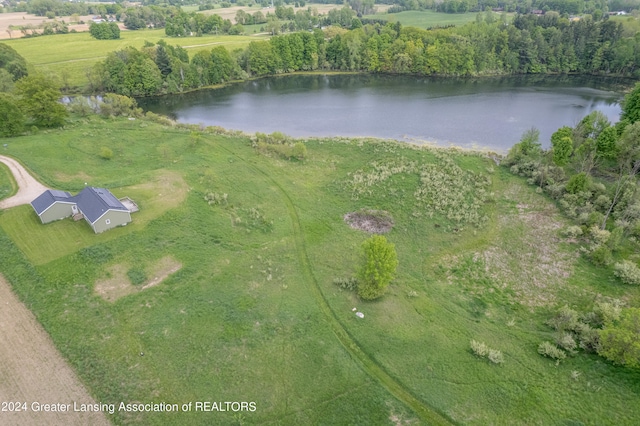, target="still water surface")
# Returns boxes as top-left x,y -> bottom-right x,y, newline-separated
137,74 -> 626,152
